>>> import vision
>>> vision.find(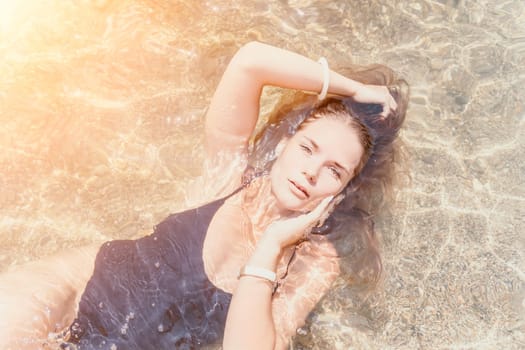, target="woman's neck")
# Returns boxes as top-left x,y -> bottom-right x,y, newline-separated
241,175 -> 291,235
